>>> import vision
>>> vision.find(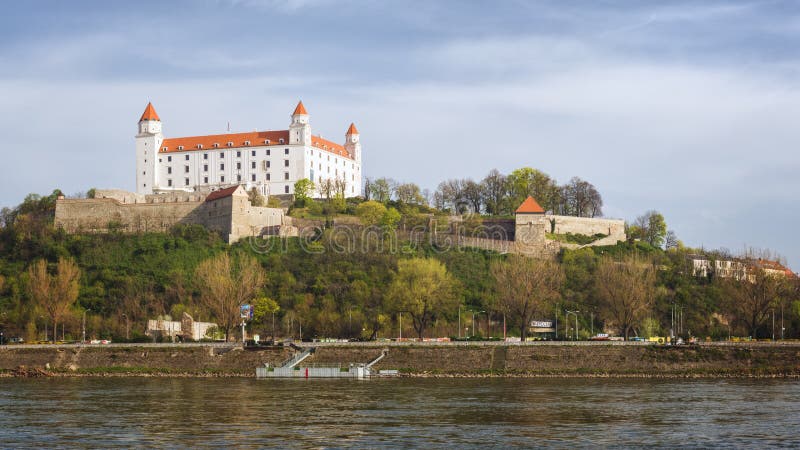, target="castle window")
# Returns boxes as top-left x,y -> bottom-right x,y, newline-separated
227,142 -> 233,147
185,155 -> 190,161
244,141 -> 250,146
237,174 -> 242,182
266,161 -> 271,168
266,149 -> 271,156
185,166 -> 189,173
168,167 -> 172,174
177,146 -> 184,150
251,162 -> 256,169
251,150 -> 256,157
203,154 -> 208,160
264,139 -> 270,145
213,143 -> 219,148
185,178 -> 189,186
196,145 -> 202,150
220,163 -> 225,170
162,147 -> 168,151
266,173 -> 271,181
284,148 -> 289,155
168,179 -> 173,187
221,176 -> 225,182
251,174 -> 256,182
284,160 -> 289,167
284,185 -> 289,194
284,172 -> 289,180
236,151 -> 241,158
279,139 -> 285,144
204,177 -> 208,184
167,156 -> 172,162
236,162 -> 241,170
219,152 -> 224,158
